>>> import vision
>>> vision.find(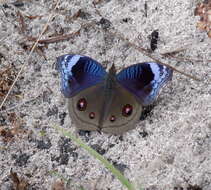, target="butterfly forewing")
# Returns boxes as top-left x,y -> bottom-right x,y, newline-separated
117,62 -> 173,106
56,54 -> 107,98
